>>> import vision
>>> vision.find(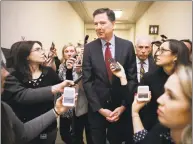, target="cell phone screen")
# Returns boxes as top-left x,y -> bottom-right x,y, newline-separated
50,42 -> 55,50
138,93 -> 149,98
63,87 -> 75,106
108,58 -> 121,71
